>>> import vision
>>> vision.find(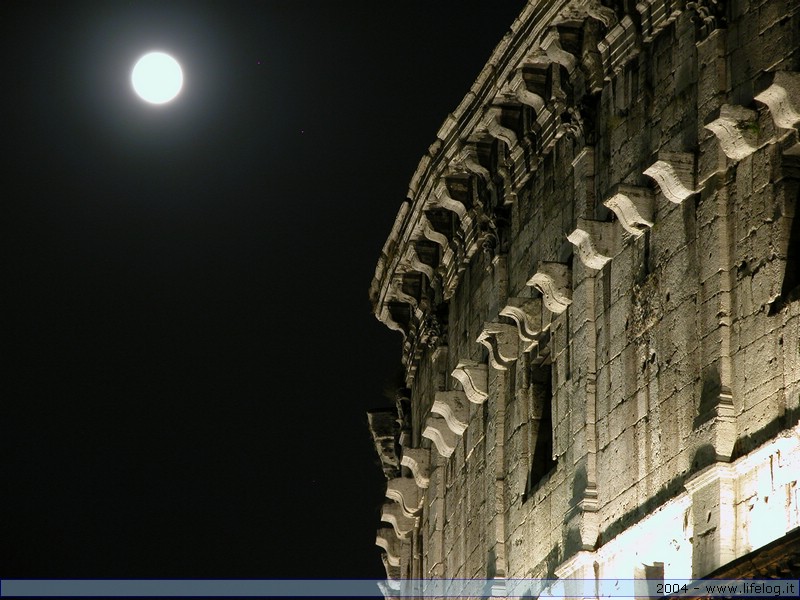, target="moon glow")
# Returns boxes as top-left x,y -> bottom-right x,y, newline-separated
131,52 -> 183,104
